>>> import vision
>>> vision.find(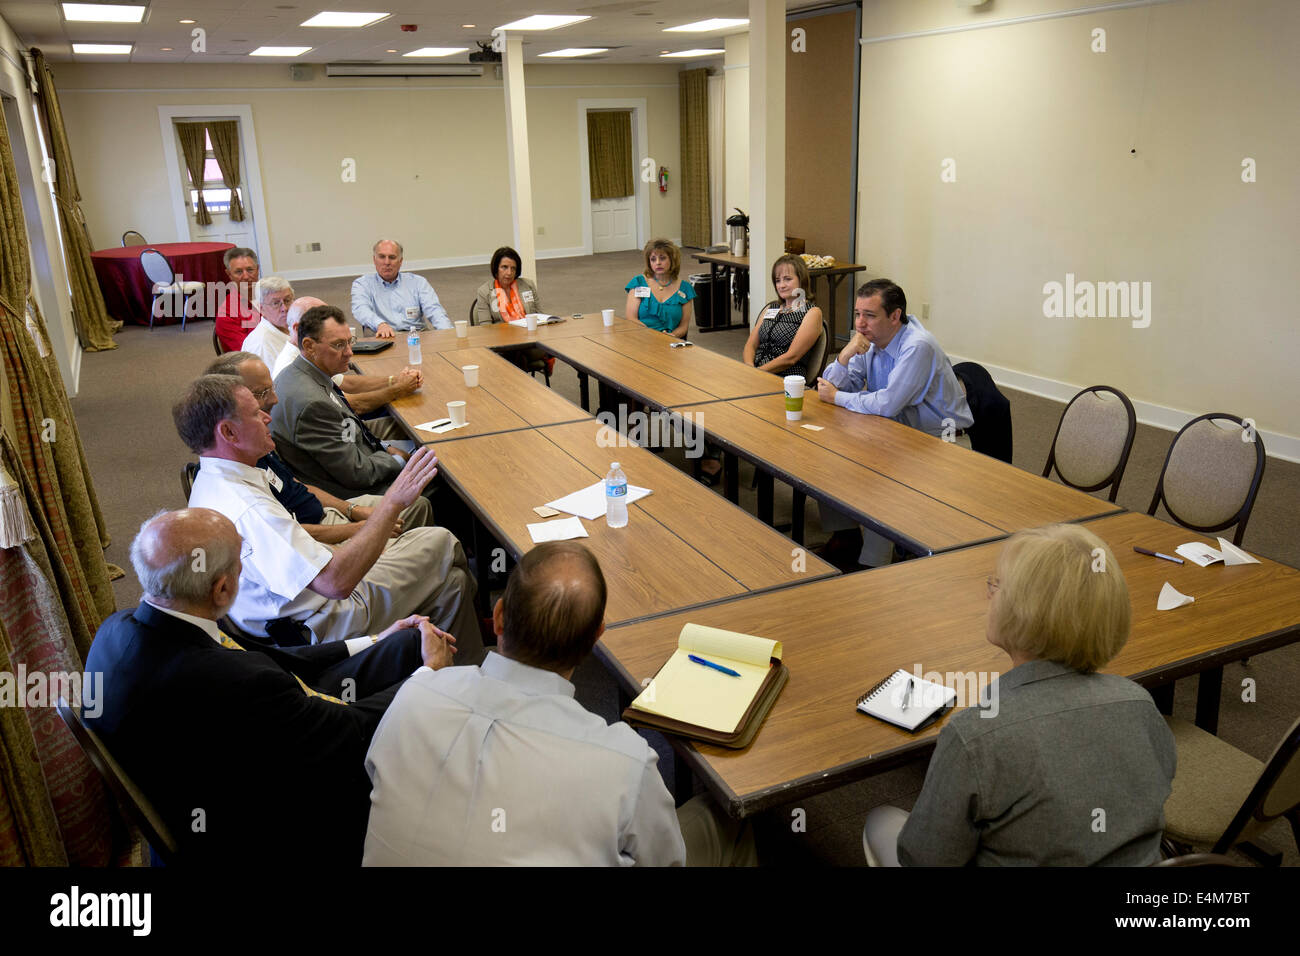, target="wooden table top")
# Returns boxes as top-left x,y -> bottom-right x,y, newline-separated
598,511 -> 1300,816
727,395 -> 1122,533
673,401 -> 1005,555
539,336 -> 716,409
580,328 -> 783,403
431,419 -> 837,626
433,348 -> 589,427
380,314 -> 643,355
